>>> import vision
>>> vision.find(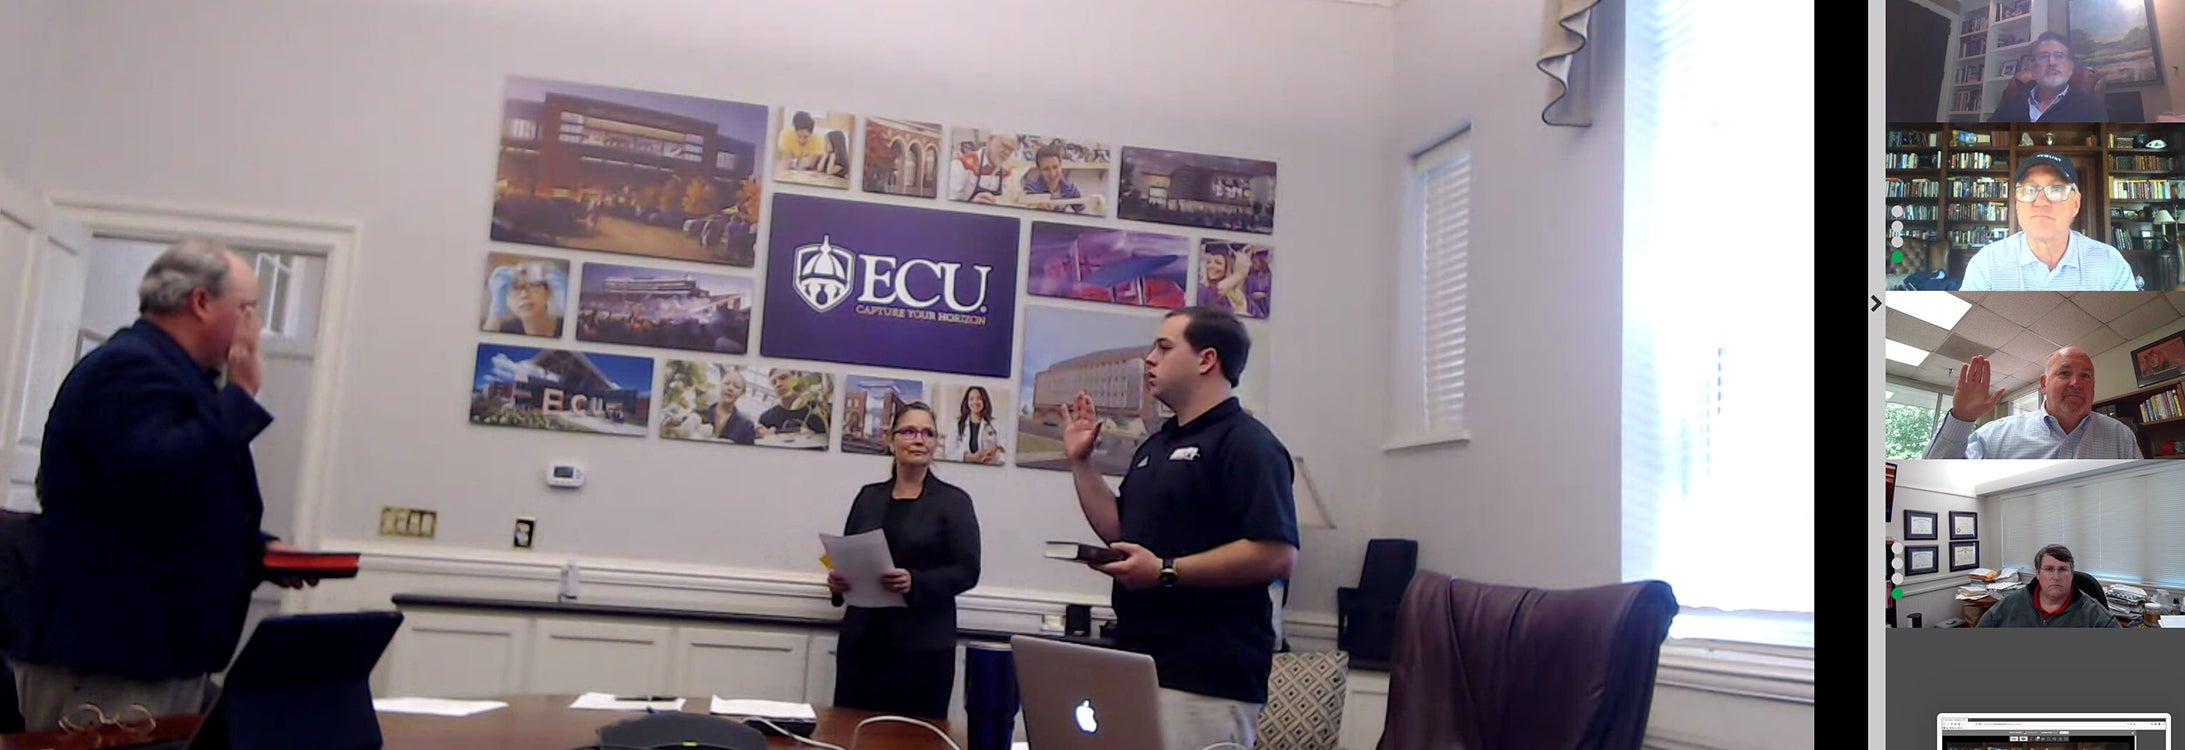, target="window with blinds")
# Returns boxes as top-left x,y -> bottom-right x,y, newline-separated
1995,464 -> 2185,588
1619,0 -> 1813,646
1419,136 -> 1469,439
1389,129 -> 1471,449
